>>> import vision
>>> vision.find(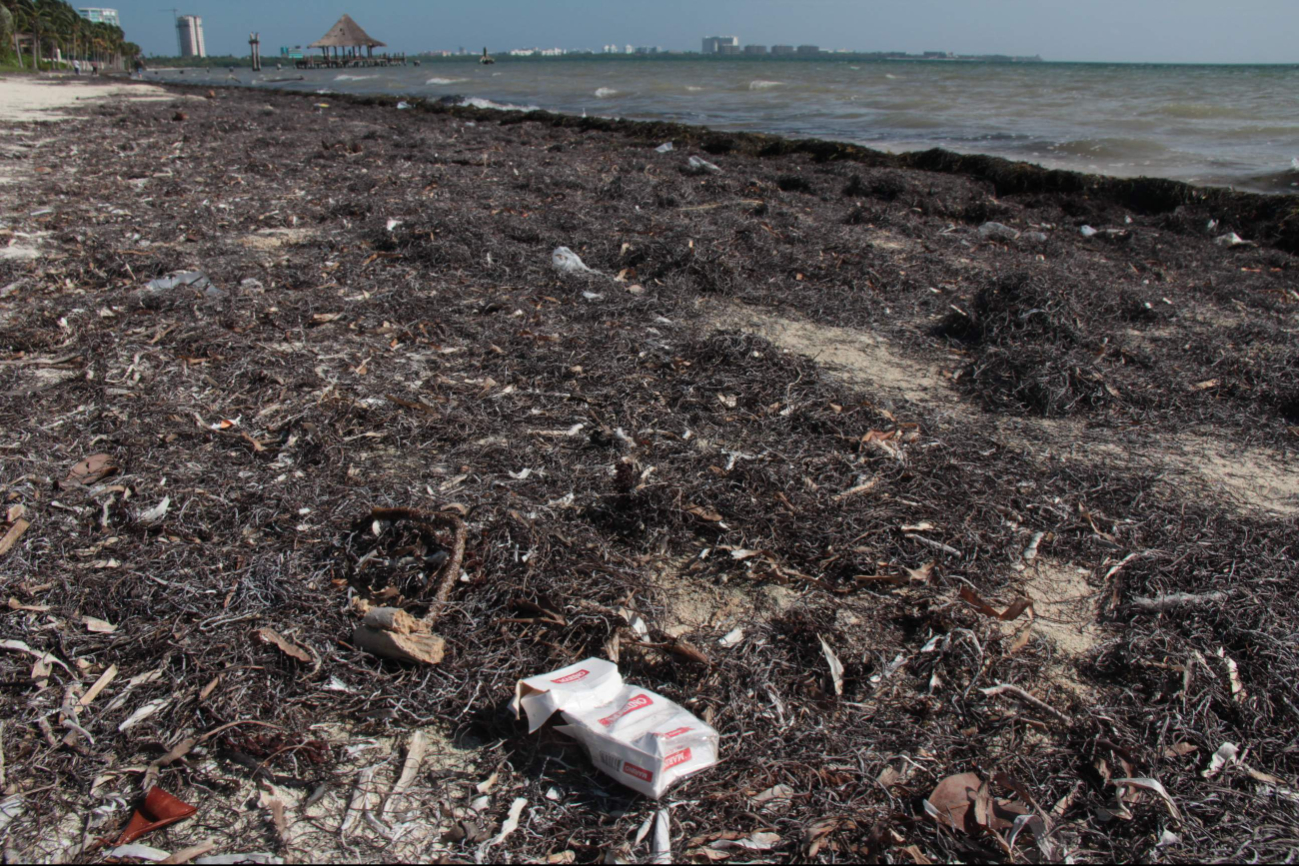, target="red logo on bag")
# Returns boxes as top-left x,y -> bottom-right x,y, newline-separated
658,727 -> 692,739
551,669 -> 589,684
622,761 -> 654,783
664,748 -> 693,769
599,694 -> 652,727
